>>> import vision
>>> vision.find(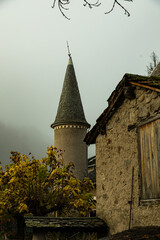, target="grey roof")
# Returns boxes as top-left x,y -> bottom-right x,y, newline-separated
25,217 -> 108,230
51,55 -> 90,128
150,62 -> 160,77
85,73 -> 160,144
110,227 -> 160,240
